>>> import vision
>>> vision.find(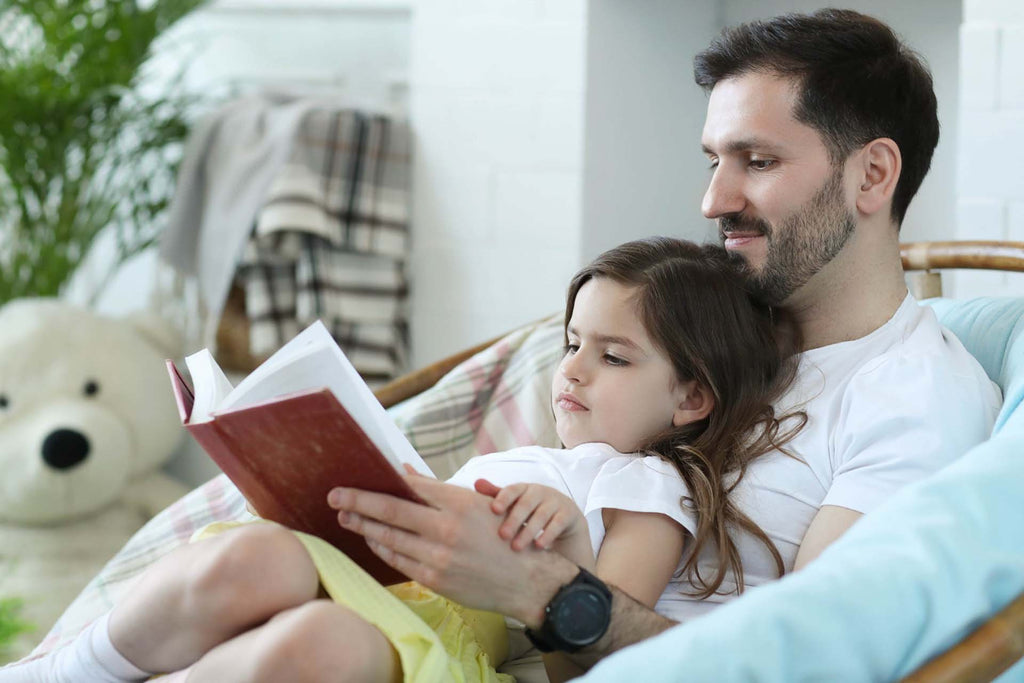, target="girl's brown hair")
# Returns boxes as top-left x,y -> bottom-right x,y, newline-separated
565,237 -> 805,598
